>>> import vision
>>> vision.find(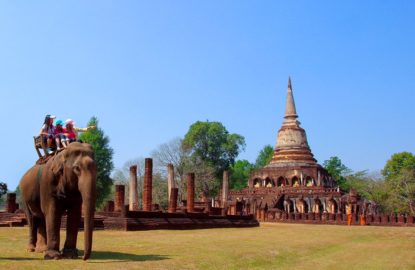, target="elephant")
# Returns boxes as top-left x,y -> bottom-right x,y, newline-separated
19,142 -> 97,260
296,197 -> 306,214
283,197 -> 292,213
